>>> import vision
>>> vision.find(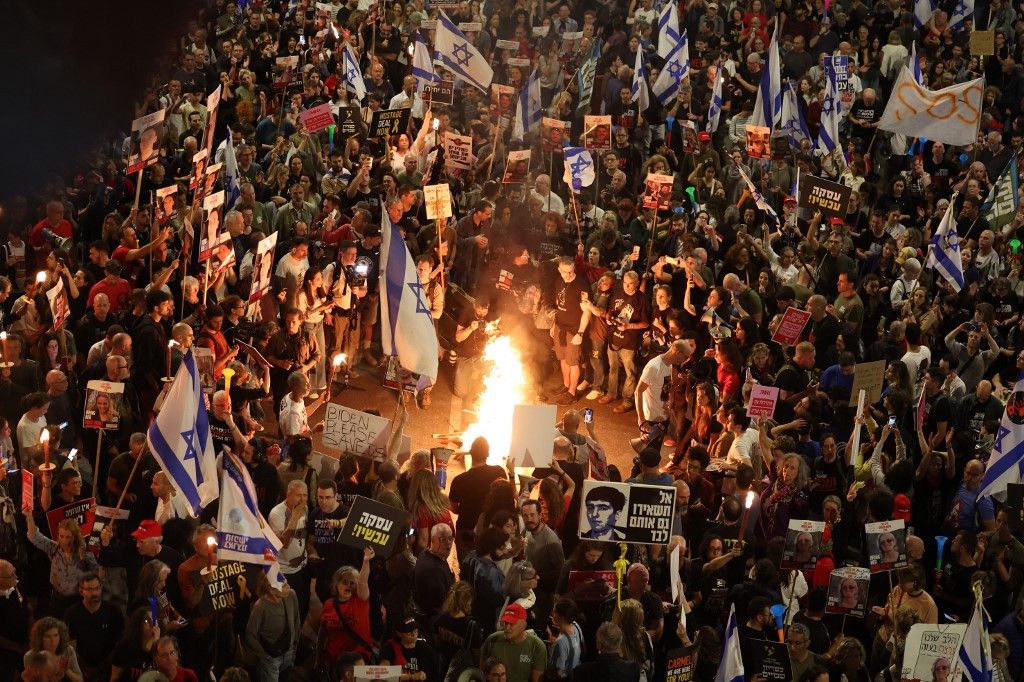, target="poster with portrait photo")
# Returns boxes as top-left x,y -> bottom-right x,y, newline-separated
543,117 -> 570,152
490,83 -> 515,124
781,519 -> 825,570
155,185 -> 178,228
577,480 -> 675,545
642,173 -> 674,211
825,566 -> 870,618
249,232 -> 279,303
899,624 -> 966,682
502,150 -> 532,184
127,108 -> 167,175
865,519 -> 907,573
84,380 -> 125,430
189,148 -> 209,191
745,124 -> 771,160
679,120 -> 698,153
197,162 -> 222,209
45,277 -> 70,331
202,85 -> 221,157
194,346 -> 216,395
584,115 -> 611,150
199,190 -> 225,262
